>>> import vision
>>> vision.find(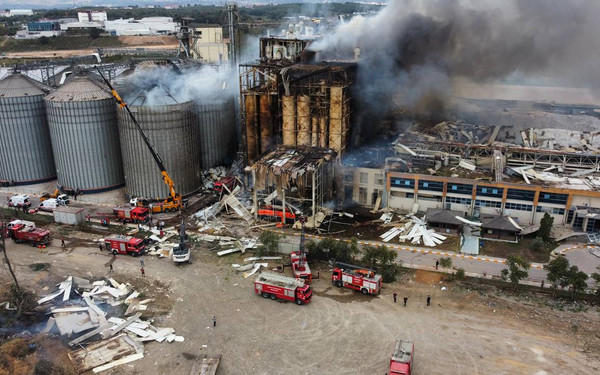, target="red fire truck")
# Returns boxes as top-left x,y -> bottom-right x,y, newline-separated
4,222 -> 51,247
389,340 -> 414,375
332,262 -> 382,295
291,250 -> 312,284
113,206 -> 150,223
254,272 -> 312,305
104,235 -> 145,256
